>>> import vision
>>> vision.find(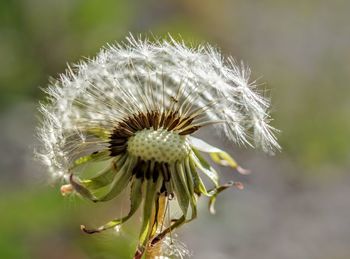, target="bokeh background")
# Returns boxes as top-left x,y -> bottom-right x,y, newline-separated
1,0 -> 349,258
